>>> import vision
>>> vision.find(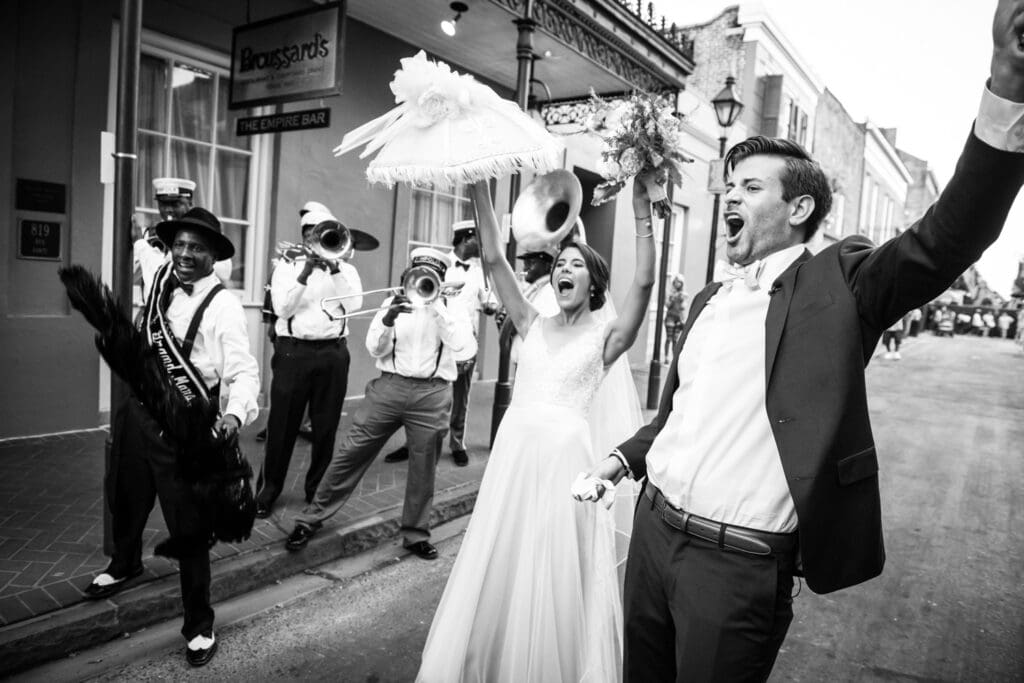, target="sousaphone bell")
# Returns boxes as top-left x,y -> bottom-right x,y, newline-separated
511,169 -> 583,252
